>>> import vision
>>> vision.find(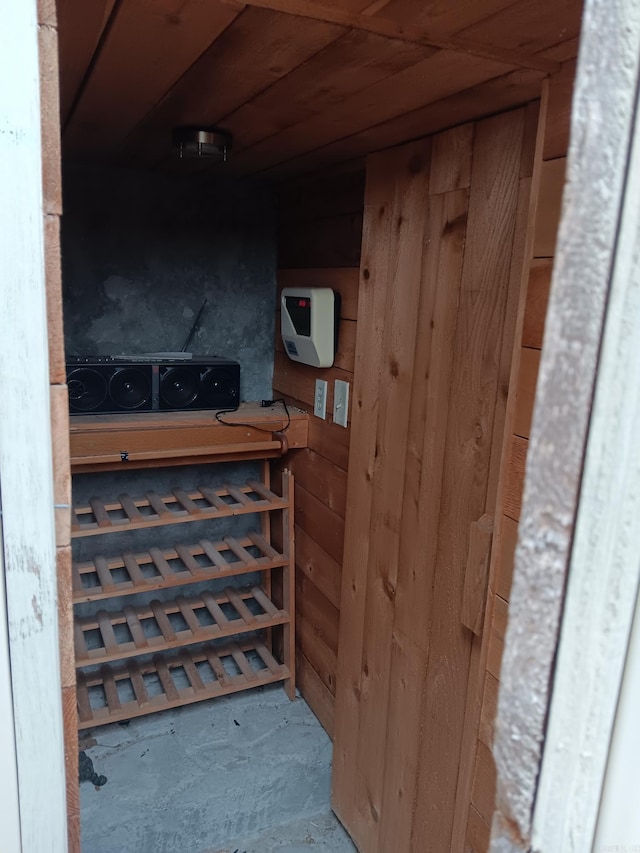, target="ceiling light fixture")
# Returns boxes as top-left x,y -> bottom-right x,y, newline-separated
172,126 -> 232,161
